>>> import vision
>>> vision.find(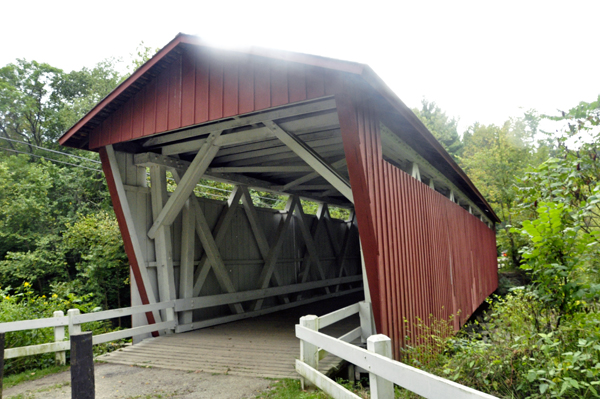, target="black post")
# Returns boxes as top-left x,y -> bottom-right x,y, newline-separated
0,332 -> 5,399
70,332 -> 94,399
